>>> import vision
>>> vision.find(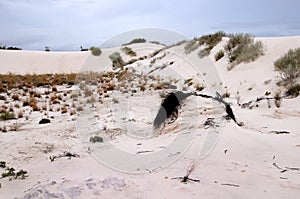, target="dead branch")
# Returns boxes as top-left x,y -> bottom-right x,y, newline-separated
50,152 -> 80,162
221,183 -> 240,187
